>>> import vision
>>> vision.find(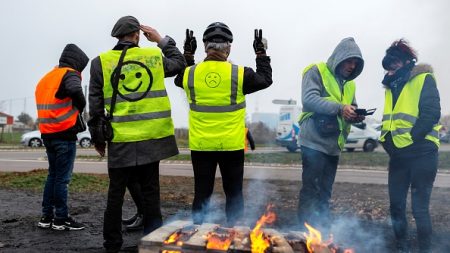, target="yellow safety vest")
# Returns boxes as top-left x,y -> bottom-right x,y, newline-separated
182,61 -> 245,151
100,47 -> 174,142
298,62 -> 356,150
380,73 -> 440,148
